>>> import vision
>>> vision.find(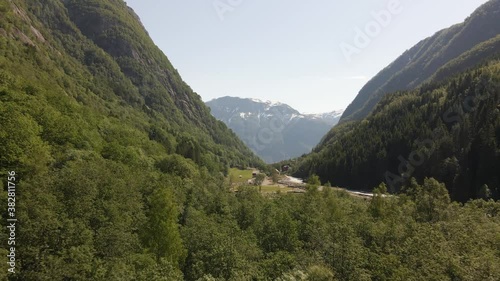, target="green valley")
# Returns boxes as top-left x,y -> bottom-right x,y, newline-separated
0,0 -> 499,280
